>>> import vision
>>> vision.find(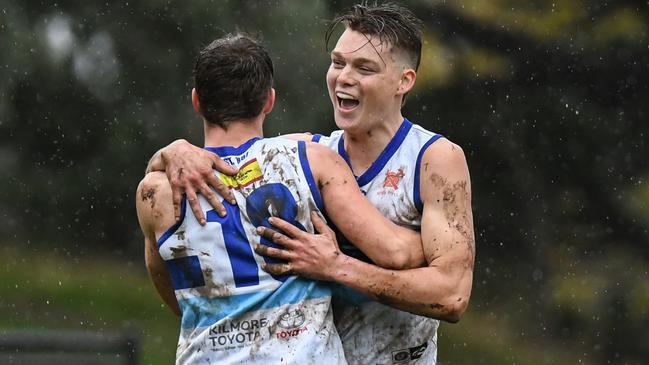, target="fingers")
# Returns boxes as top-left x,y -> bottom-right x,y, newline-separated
211,154 -> 239,176
172,187 -> 182,221
253,244 -> 291,261
311,211 -> 332,235
311,211 -> 339,249
185,188 -> 206,225
198,181 -> 226,217
268,217 -> 306,239
262,263 -> 292,276
206,172 -> 236,205
256,227 -> 293,249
